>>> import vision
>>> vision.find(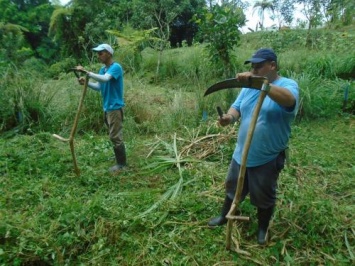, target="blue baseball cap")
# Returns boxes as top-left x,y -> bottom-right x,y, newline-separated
244,48 -> 277,64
